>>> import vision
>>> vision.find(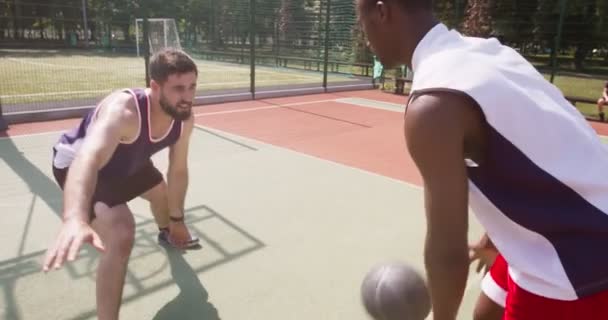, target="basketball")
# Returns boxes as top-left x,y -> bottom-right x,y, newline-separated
361,262 -> 431,320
